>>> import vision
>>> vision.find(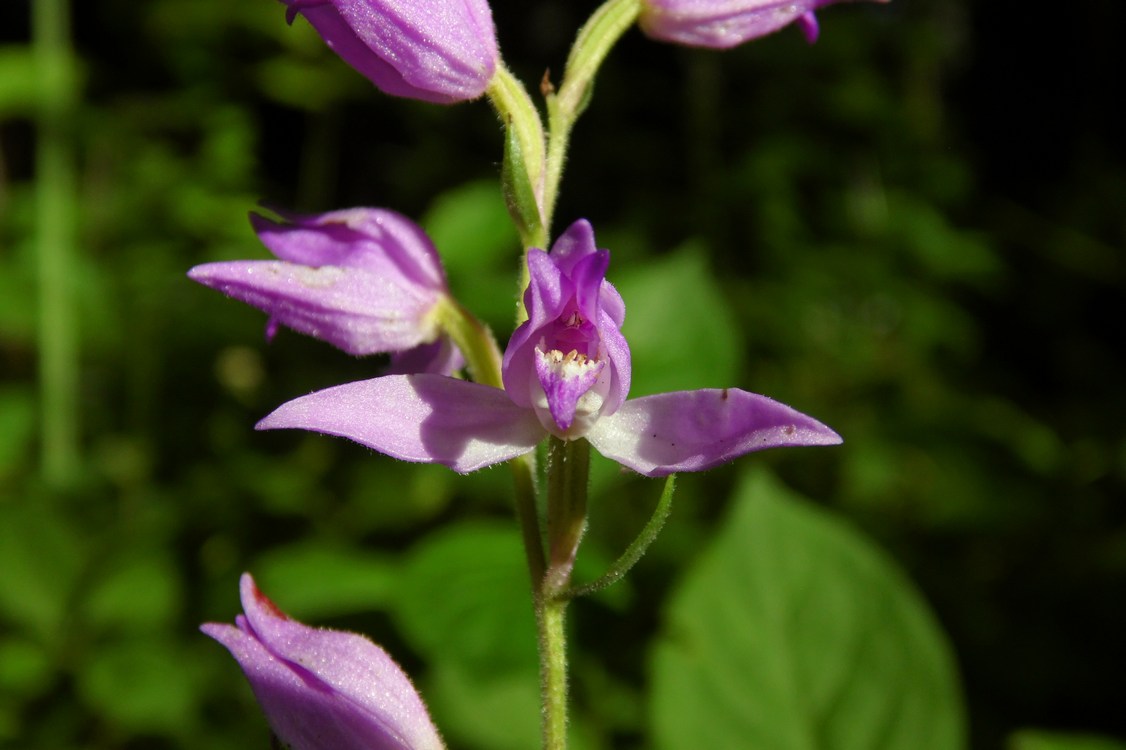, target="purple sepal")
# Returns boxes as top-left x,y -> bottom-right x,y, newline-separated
586,388 -> 842,477
202,573 -> 444,750
280,0 -> 499,104
257,374 -> 545,473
